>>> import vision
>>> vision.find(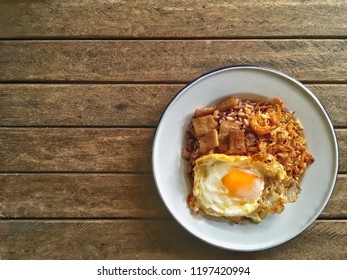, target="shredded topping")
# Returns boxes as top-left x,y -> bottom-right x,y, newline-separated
183,97 -> 314,181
